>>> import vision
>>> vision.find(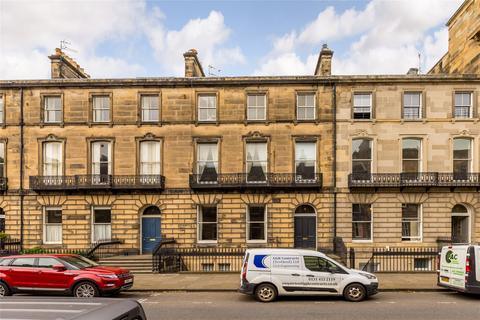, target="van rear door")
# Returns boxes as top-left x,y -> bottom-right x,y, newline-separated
439,246 -> 467,290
